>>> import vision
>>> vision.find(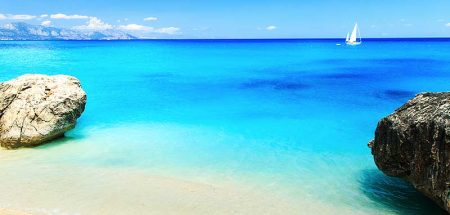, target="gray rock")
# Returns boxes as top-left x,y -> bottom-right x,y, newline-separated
369,92 -> 450,212
0,74 -> 86,149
